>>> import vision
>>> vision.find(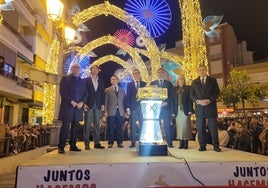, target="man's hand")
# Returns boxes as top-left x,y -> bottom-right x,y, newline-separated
126,108 -> 130,116
162,101 -> 168,107
84,104 -> 89,111
71,100 -> 77,107
77,102 -> 84,109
